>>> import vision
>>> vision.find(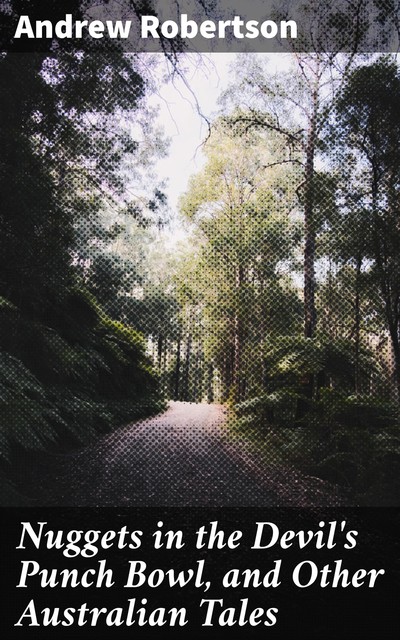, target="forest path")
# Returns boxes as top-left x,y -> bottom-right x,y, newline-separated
23,401 -> 345,506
